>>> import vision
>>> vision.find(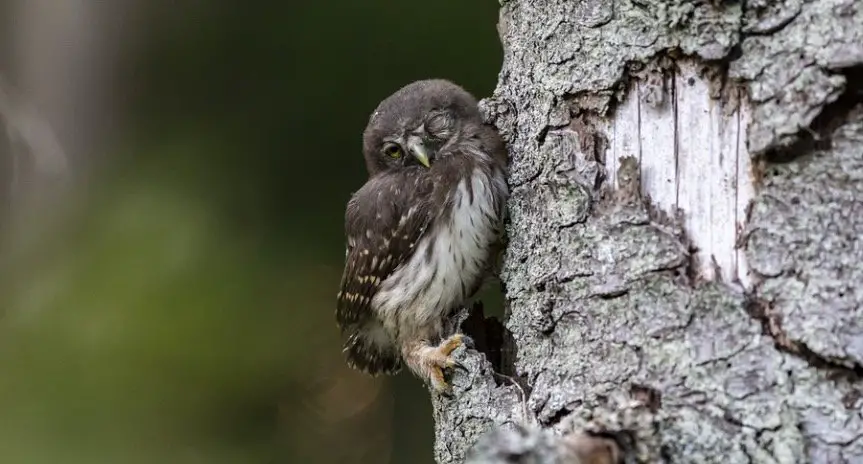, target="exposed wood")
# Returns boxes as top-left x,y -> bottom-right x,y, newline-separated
637,77 -> 677,215
603,61 -> 754,288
